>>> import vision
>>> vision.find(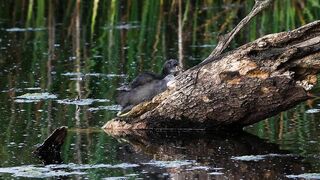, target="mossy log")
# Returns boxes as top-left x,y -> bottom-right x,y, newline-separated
104,20 -> 320,130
